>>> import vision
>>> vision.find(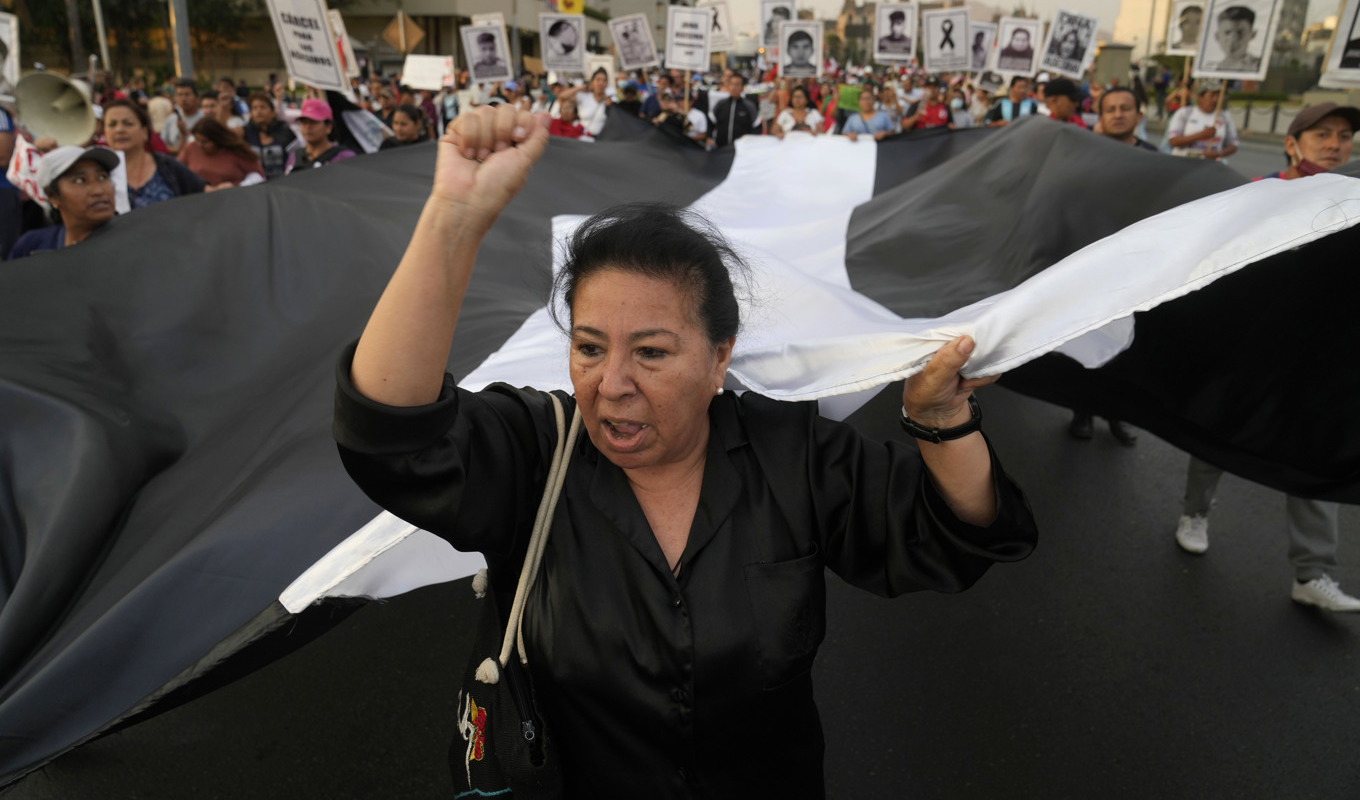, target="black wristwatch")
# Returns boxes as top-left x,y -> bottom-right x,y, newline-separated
900,396 -> 982,444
